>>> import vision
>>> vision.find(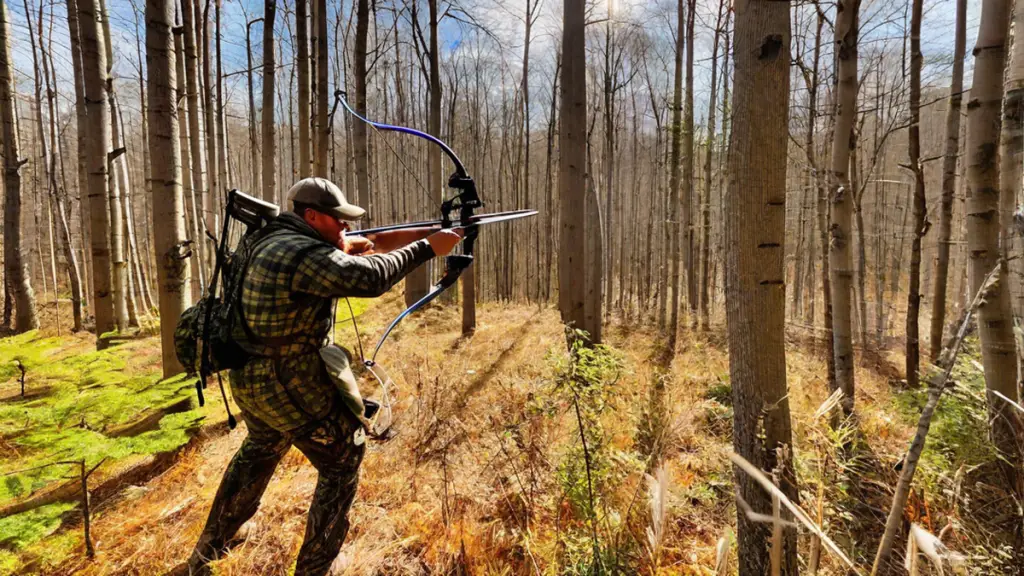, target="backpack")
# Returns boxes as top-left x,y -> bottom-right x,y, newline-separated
174,189 -> 281,427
